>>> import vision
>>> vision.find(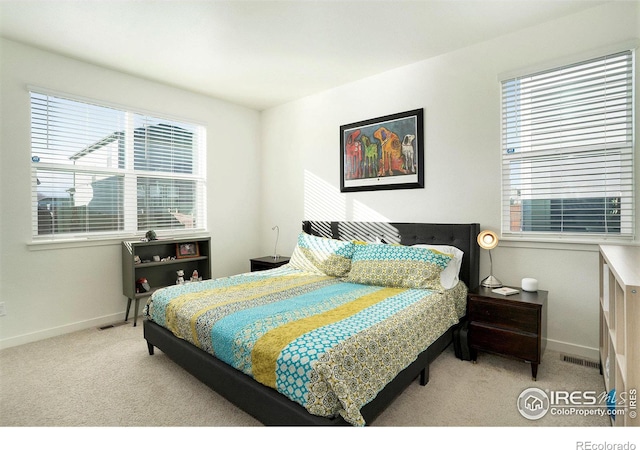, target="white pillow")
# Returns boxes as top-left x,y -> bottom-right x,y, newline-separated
413,244 -> 464,289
